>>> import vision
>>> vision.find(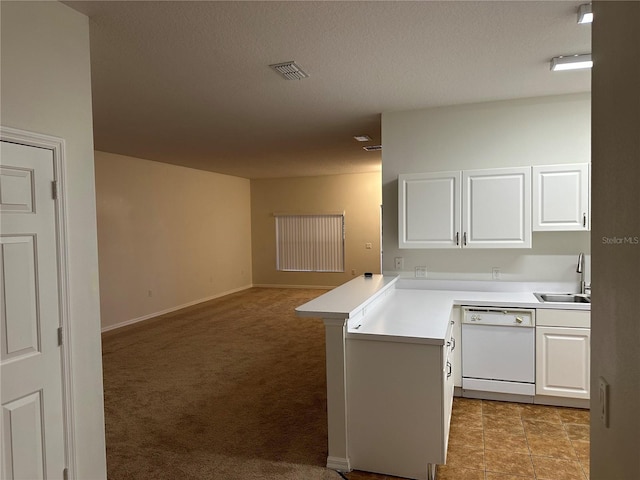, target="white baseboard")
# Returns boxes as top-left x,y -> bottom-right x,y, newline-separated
101,284 -> 253,333
534,395 -> 590,409
326,456 -> 351,472
252,283 -> 334,290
